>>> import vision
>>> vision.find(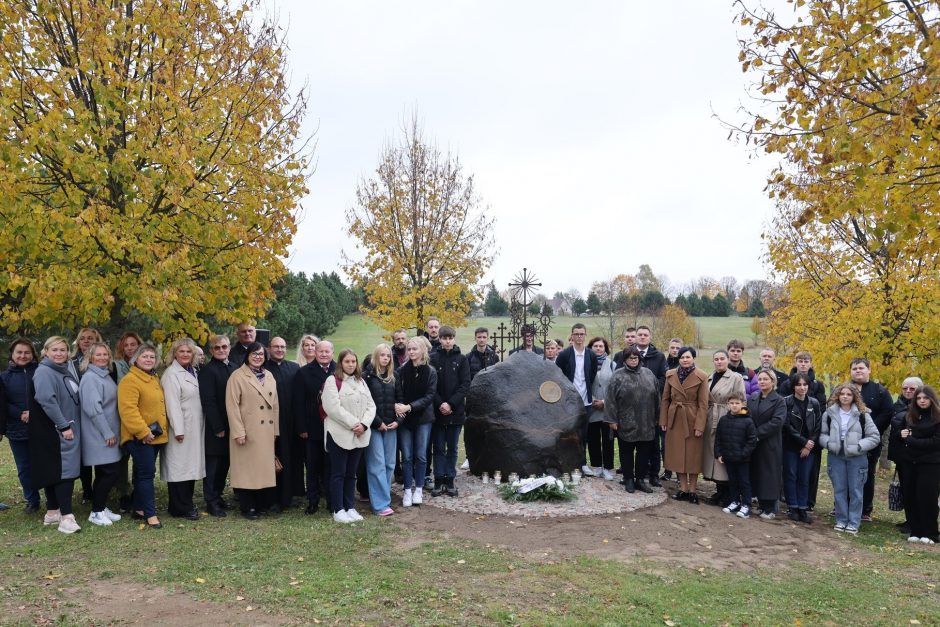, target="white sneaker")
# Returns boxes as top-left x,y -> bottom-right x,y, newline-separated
581,465 -> 596,477
402,489 -> 413,507
460,459 -> 470,470
58,514 -> 81,534
101,507 -> 122,522
723,501 -> 740,514
88,511 -> 113,526
601,469 -> 615,481
412,488 -> 423,505
43,510 -> 61,526
908,536 -> 922,543
921,537 -> 935,545
333,510 -> 352,523
345,509 -> 363,522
